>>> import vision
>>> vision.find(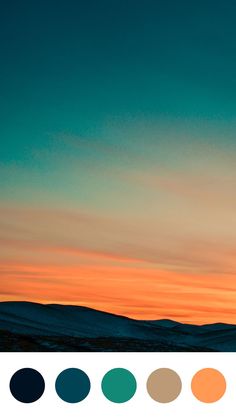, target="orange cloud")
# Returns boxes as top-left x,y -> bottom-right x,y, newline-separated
1,142 -> 236,326
1,261 -> 236,324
